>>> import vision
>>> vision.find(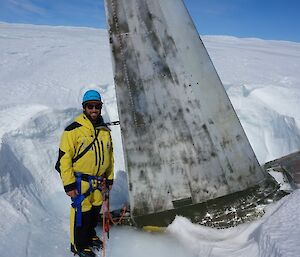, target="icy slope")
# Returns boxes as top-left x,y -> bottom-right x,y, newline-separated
0,22 -> 299,257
